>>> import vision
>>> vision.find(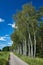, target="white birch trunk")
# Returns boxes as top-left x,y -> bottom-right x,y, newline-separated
28,37 -> 30,56
31,43 -> 33,57
23,39 -> 26,55
29,33 -> 33,57
24,38 -> 27,55
34,32 -> 36,57
17,47 -> 19,54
